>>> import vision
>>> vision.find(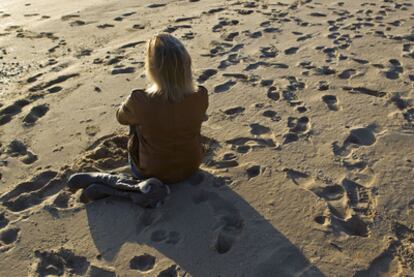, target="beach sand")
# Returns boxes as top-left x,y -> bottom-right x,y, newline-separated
0,0 -> 414,276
